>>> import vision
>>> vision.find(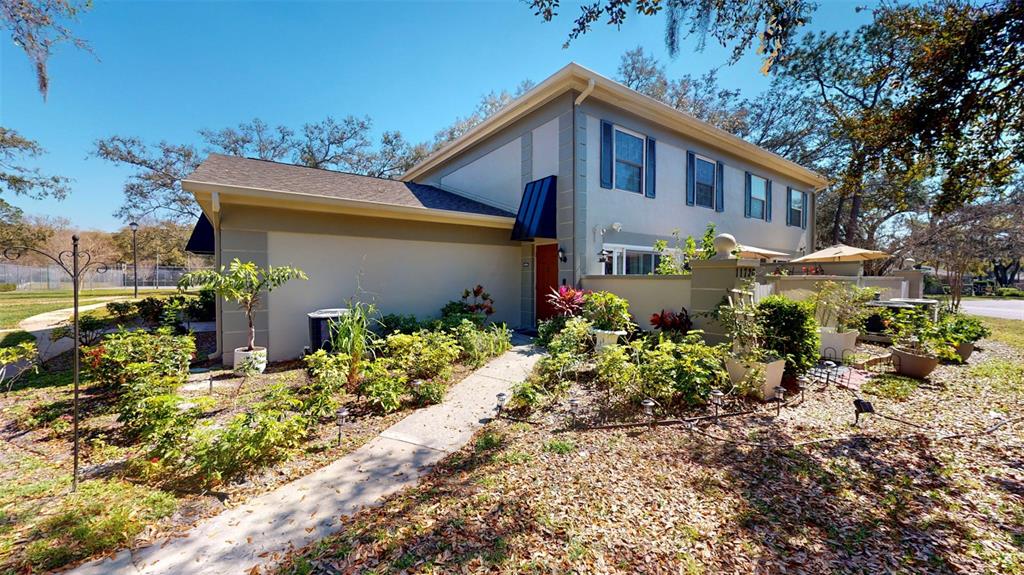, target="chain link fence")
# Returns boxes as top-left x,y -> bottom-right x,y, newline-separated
0,263 -> 208,291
